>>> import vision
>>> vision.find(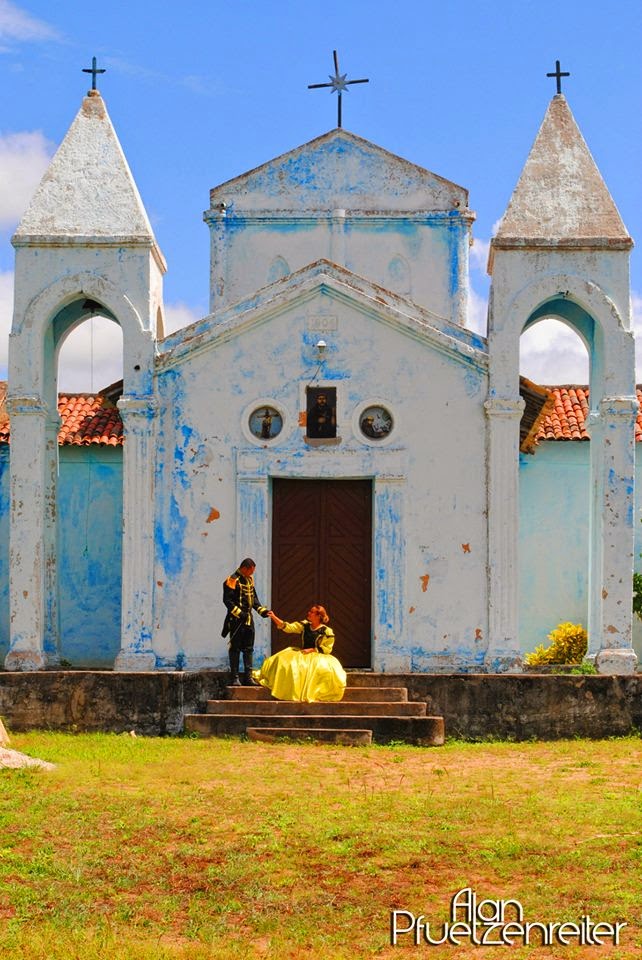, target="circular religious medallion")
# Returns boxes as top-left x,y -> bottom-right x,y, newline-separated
248,405 -> 283,441
359,405 -> 393,440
